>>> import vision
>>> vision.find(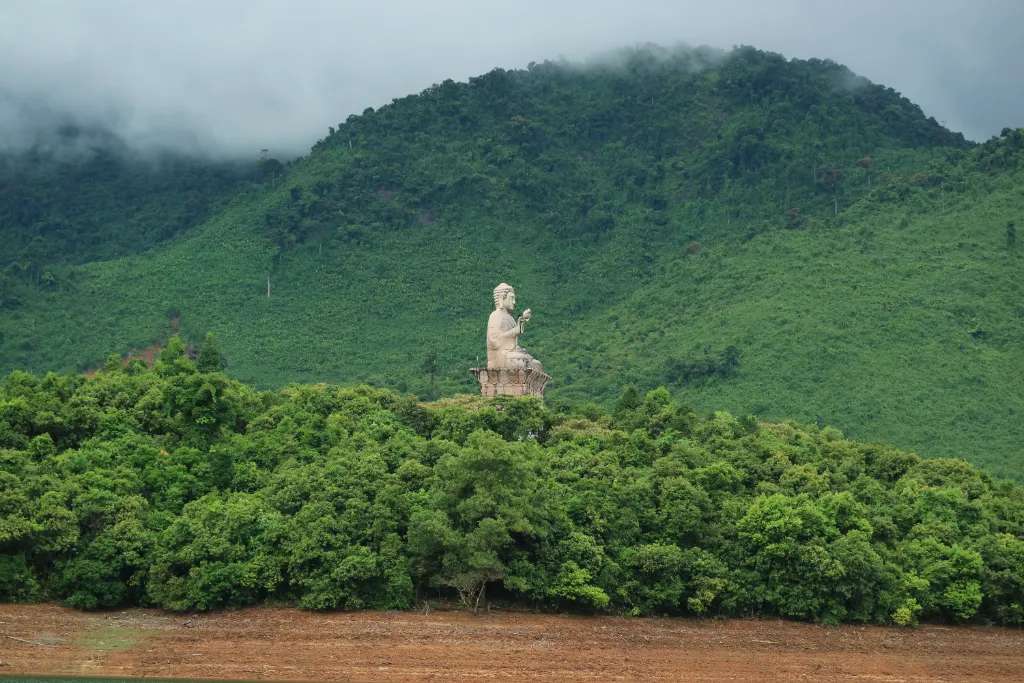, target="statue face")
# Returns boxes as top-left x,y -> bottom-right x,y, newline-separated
501,289 -> 516,312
